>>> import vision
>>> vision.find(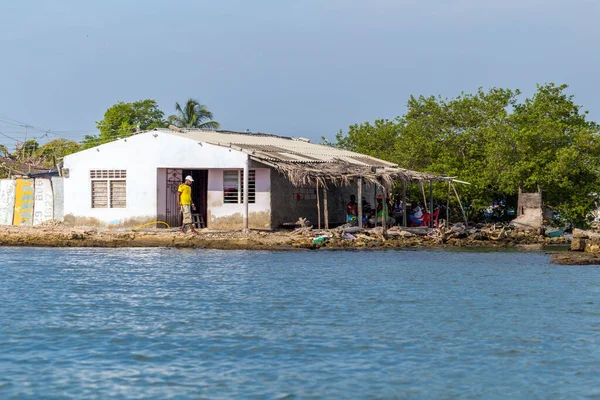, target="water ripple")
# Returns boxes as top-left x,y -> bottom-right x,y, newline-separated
1,248 -> 599,398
